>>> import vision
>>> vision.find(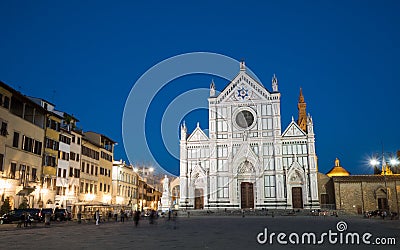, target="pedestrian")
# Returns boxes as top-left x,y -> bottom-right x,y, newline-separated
120,209 -> 125,223
168,209 -> 171,221
114,212 -> 118,222
149,210 -> 155,224
95,210 -> 100,225
133,210 -> 140,227
108,211 -> 112,222
23,212 -> 28,227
